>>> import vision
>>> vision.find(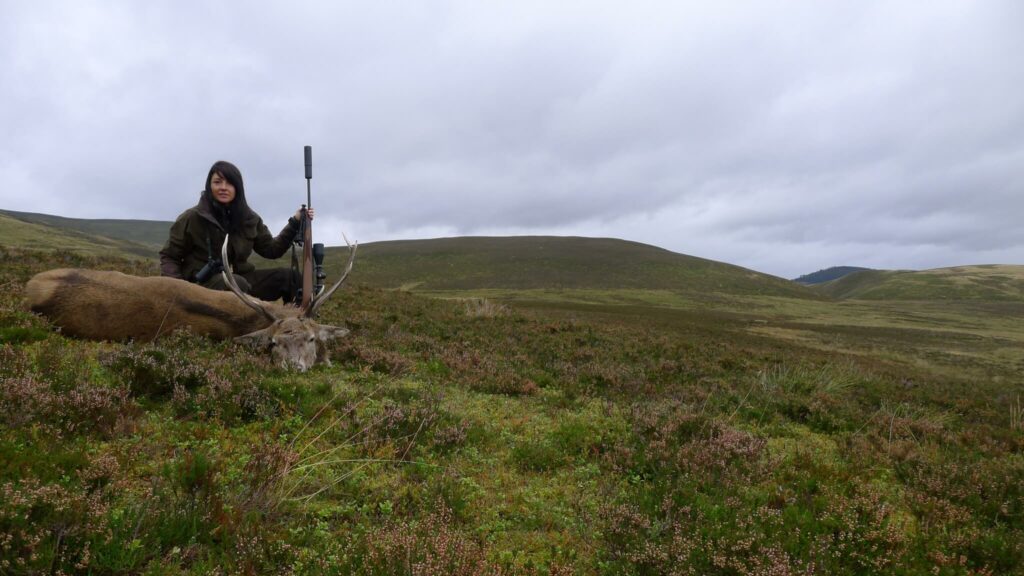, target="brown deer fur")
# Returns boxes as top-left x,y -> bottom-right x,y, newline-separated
27,268 -> 279,341
27,237 -> 356,372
